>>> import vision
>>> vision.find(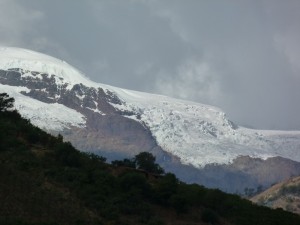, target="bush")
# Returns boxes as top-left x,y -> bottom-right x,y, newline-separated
0,93 -> 14,112
119,172 -> 150,194
201,208 -> 219,224
170,194 -> 188,214
112,158 -> 135,168
154,173 -> 178,205
134,152 -> 164,174
54,142 -> 82,167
